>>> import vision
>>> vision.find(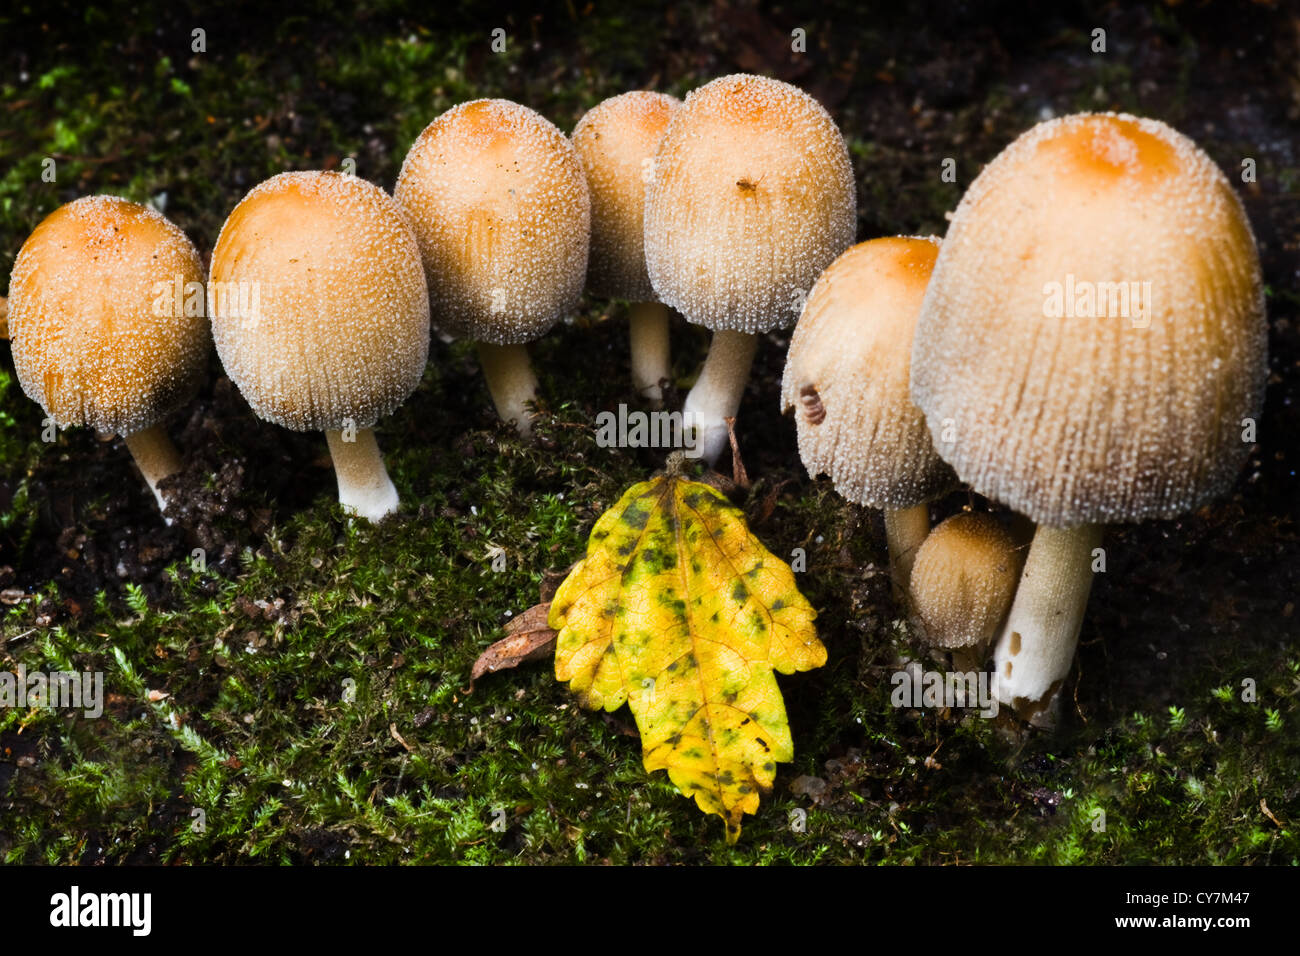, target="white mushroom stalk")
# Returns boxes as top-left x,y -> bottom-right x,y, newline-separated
991,524 -> 1102,722
883,504 -> 931,596
682,328 -> 759,465
476,342 -> 541,437
325,428 -> 400,522
646,74 -> 856,467
122,425 -> 185,518
627,301 -> 672,405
